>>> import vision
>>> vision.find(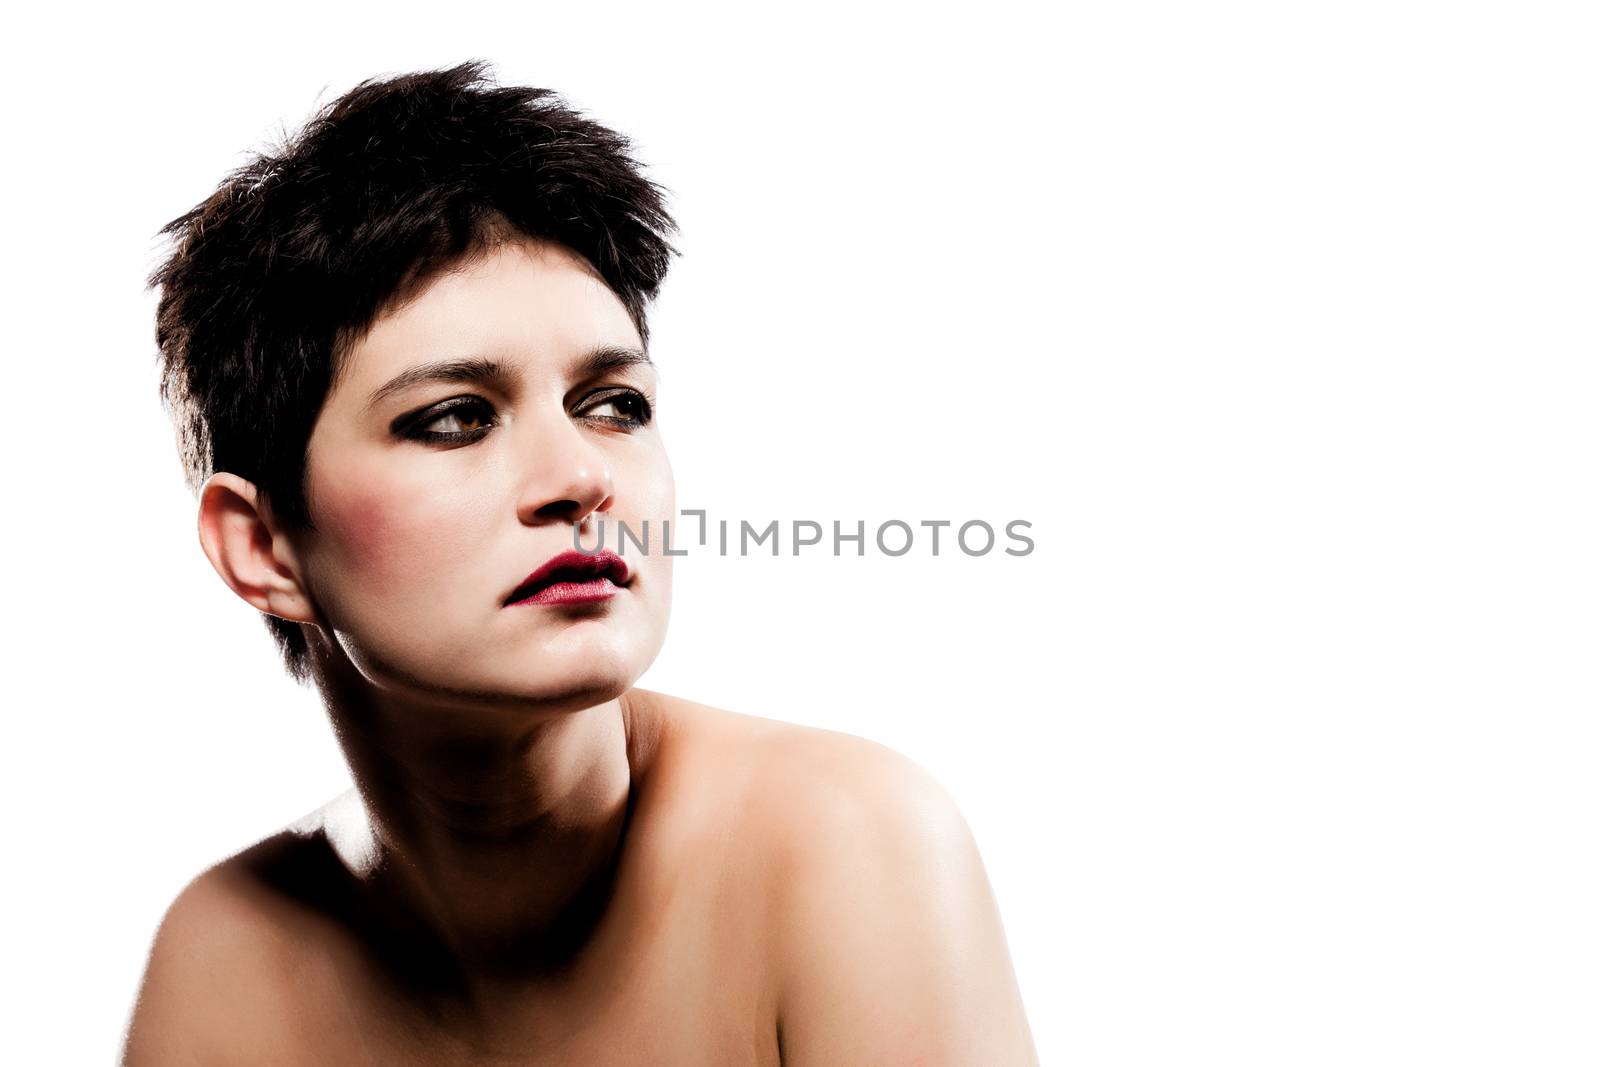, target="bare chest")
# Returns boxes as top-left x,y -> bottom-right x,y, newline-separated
273,848 -> 780,1065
